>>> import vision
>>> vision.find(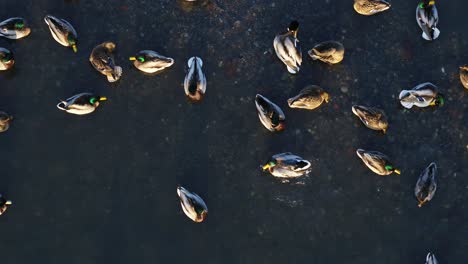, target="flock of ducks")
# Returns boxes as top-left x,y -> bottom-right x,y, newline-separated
0,0 -> 465,262
0,13 -> 211,221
